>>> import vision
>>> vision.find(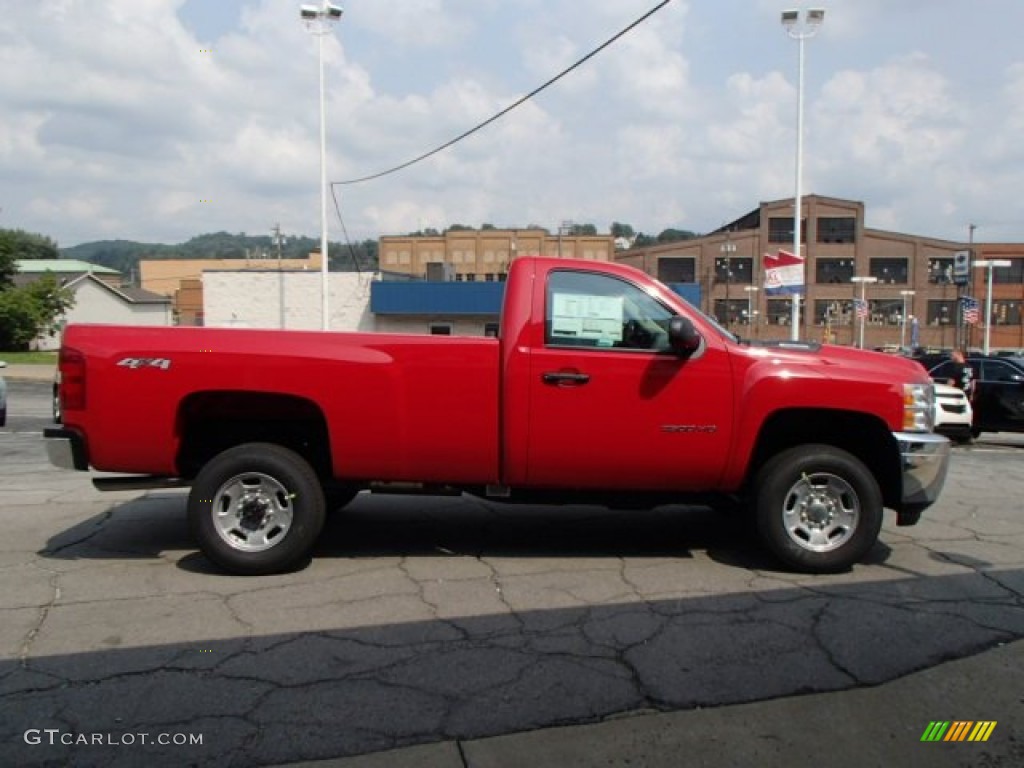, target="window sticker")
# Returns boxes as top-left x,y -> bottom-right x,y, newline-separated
551,293 -> 623,343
